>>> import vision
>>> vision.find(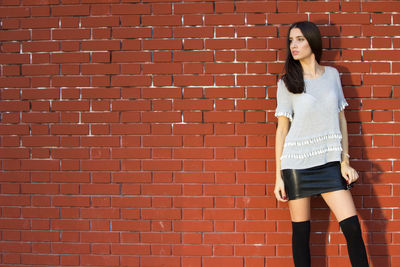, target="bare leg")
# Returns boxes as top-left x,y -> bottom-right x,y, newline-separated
320,189 -> 356,221
288,196 -> 311,222
321,189 -> 369,266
